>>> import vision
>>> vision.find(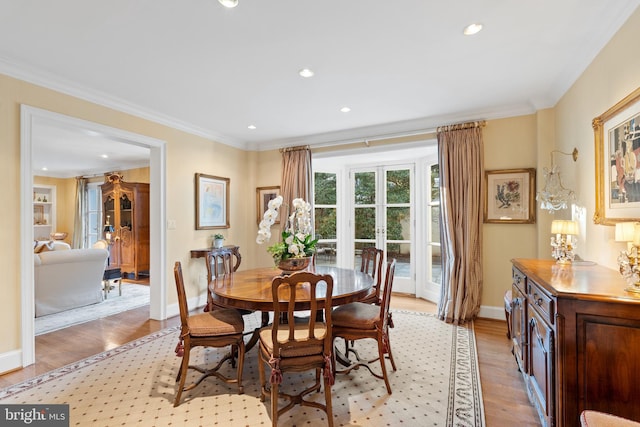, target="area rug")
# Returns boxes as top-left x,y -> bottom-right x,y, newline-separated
34,283 -> 150,336
2,310 -> 485,427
